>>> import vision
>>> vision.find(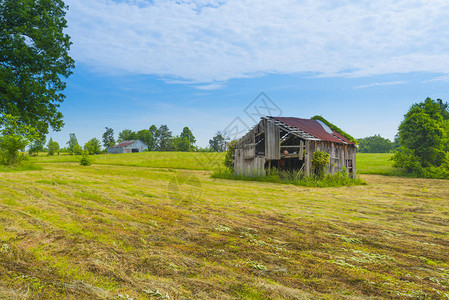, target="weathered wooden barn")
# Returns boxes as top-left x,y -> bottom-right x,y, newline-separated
107,140 -> 148,154
233,116 -> 357,177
